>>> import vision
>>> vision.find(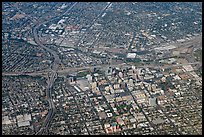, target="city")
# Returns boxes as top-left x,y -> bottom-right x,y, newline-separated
2,2 -> 202,135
